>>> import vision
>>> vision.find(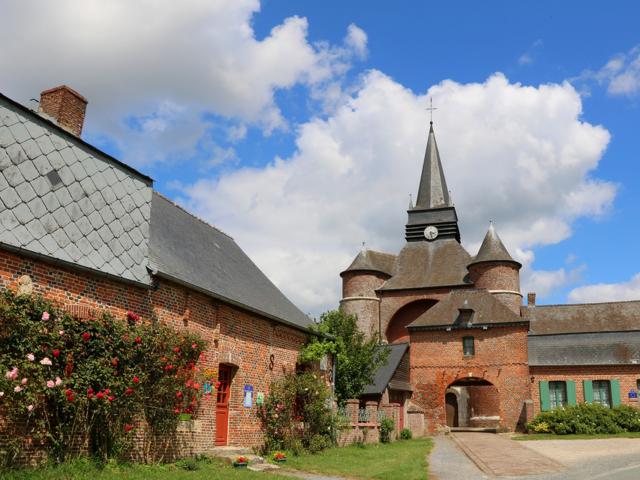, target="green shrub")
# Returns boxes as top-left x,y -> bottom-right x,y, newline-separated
257,372 -> 335,455
399,428 -> 412,440
176,457 -> 199,471
0,290 -> 206,466
526,403 -> 640,435
379,417 -> 395,443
